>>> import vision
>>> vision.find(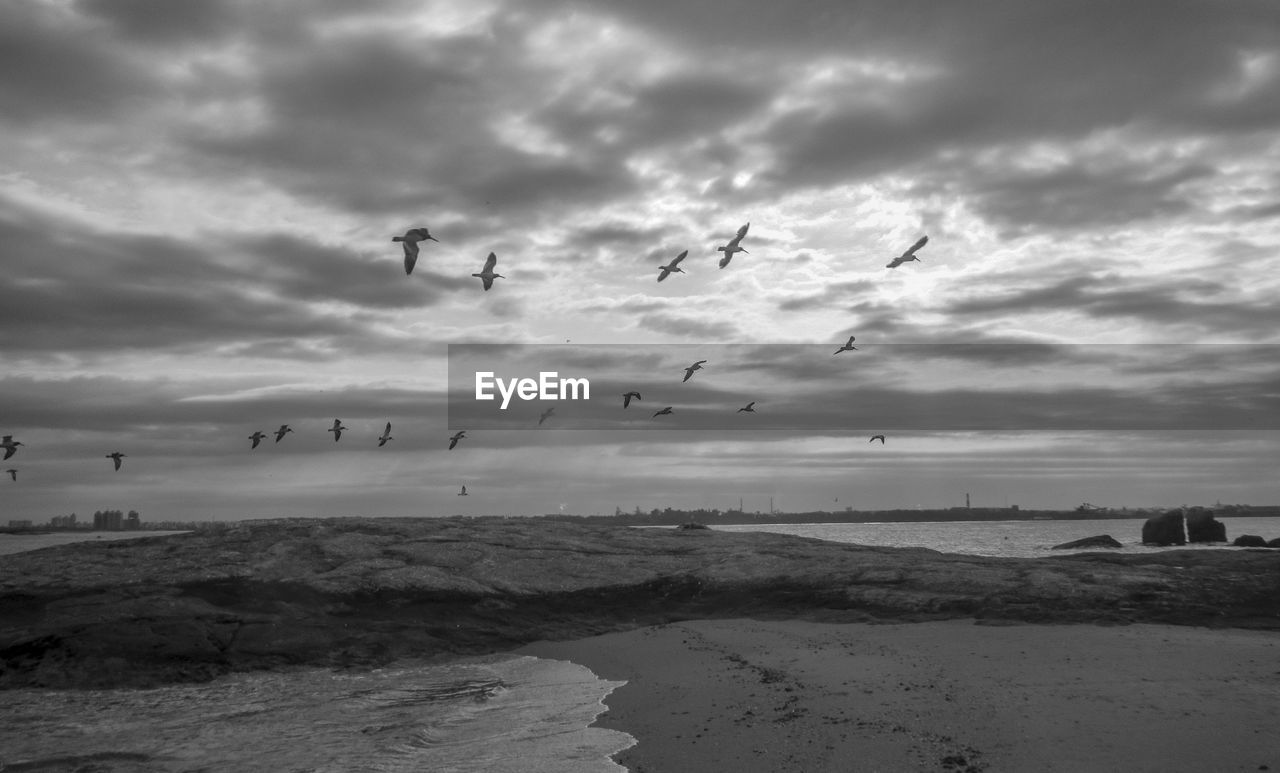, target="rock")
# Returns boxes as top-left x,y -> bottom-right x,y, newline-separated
1233,535 -> 1268,548
1185,510 -> 1226,543
1141,510 -> 1186,546
677,522 -> 710,530
1269,538 -> 1280,549
1051,535 -> 1122,550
